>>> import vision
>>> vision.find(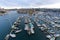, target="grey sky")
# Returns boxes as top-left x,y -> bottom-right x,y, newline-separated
0,0 -> 60,8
